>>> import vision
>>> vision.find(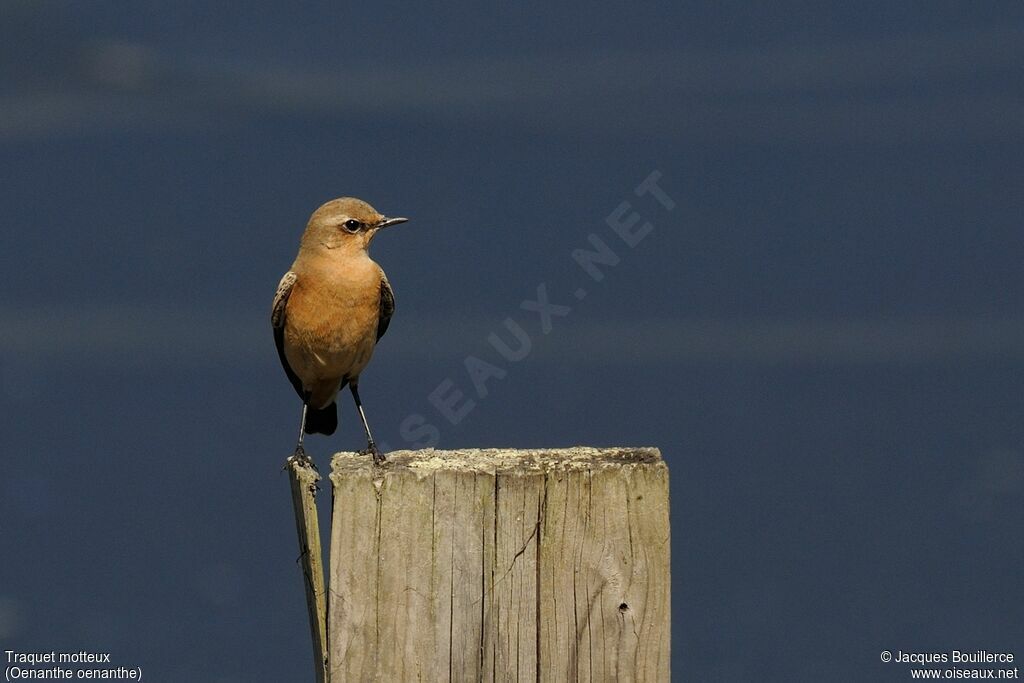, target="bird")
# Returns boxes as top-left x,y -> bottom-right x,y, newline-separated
271,197 -> 408,463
